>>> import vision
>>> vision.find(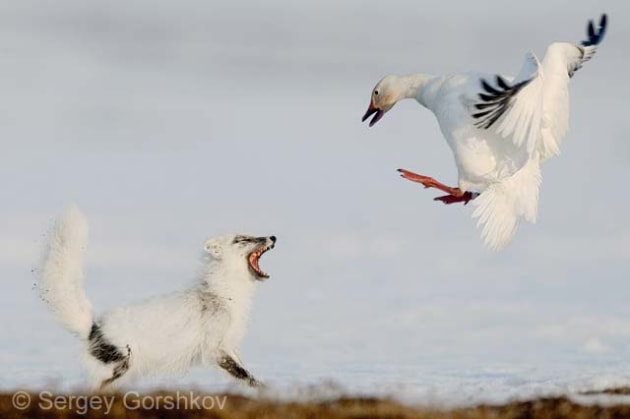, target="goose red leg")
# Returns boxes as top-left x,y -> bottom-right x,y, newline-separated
397,168 -> 478,205
398,168 -> 462,195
